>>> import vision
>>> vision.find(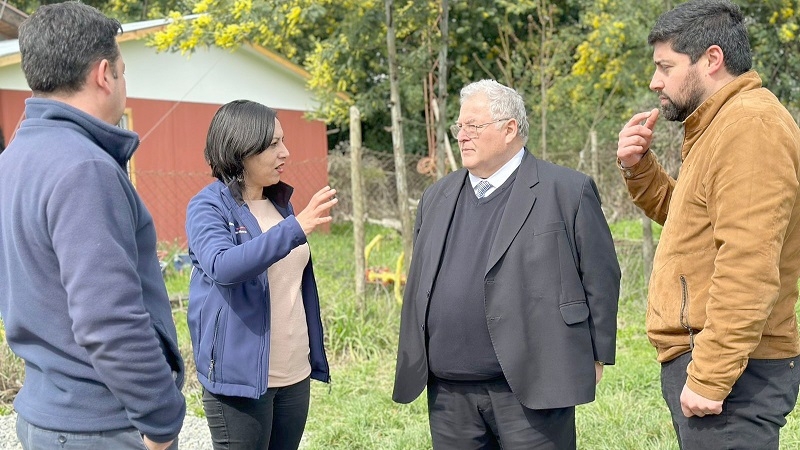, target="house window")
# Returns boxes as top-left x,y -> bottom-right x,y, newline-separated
117,108 -> 136,186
